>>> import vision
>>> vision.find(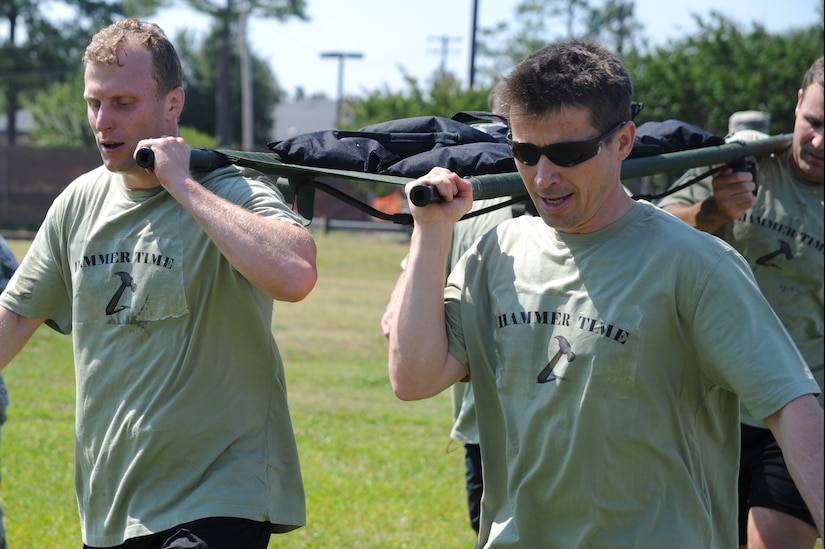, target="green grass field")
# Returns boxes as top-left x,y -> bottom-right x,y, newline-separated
2,232 -> 822,549
2,231 -> 474,548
